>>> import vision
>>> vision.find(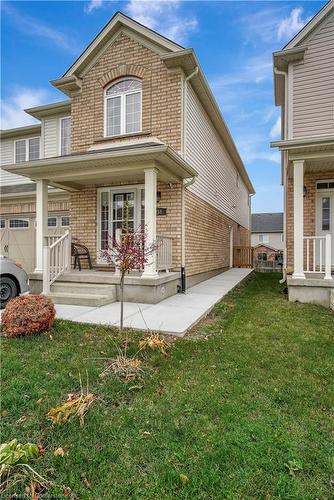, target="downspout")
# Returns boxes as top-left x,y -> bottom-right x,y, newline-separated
180,66 -> 198,293
274,67 -> 288,284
